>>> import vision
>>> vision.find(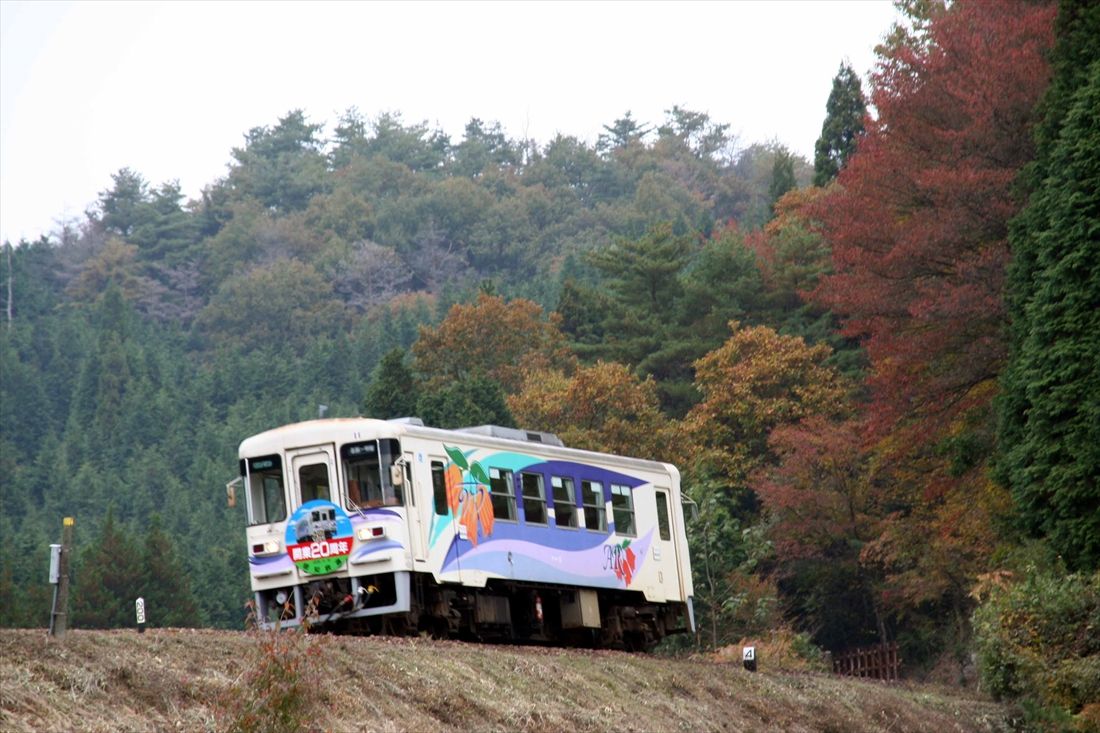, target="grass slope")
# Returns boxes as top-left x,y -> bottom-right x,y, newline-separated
0,629 -> 1015,732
